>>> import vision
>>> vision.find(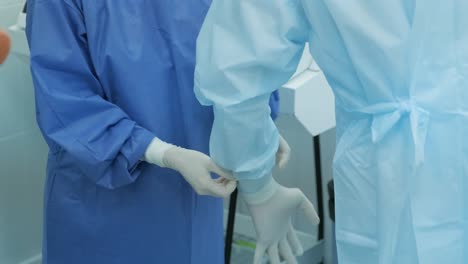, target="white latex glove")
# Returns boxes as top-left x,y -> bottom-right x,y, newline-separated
276,135 -> 291,169
144,137 -> 237,198
242,178 -> 320,264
